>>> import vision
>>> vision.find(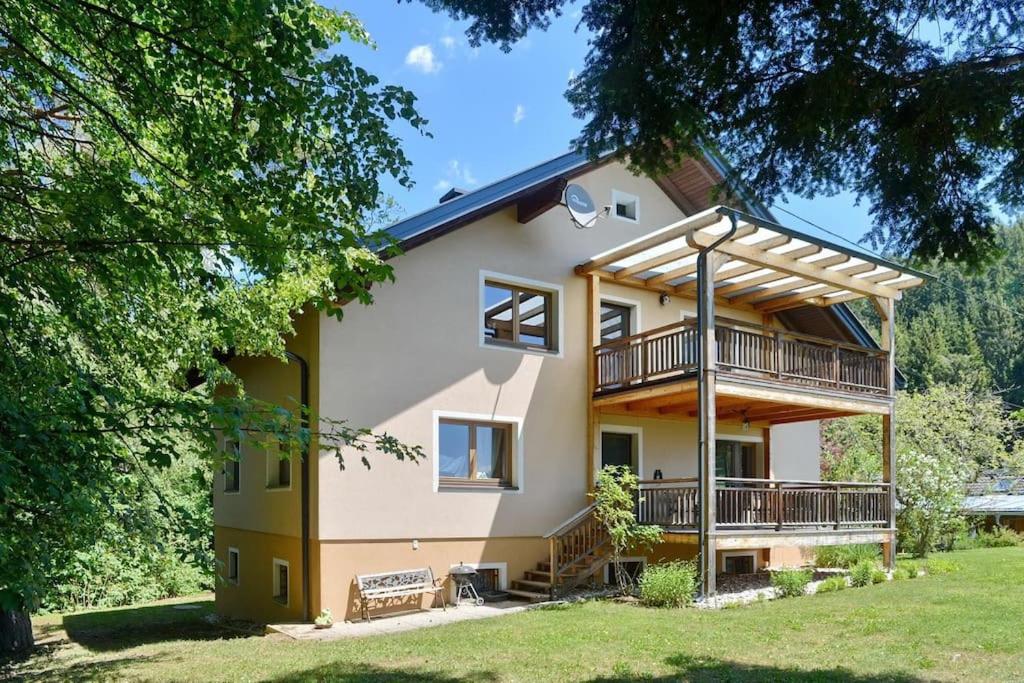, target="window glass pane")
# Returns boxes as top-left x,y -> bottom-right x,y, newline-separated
517,291 -> 549,347
483,283 -> 515,342
279,456 -> 290,486
439,422 -> 470,478
475,425 -> 507,480
228,552 -> 238,580
600,303 -> 631,342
